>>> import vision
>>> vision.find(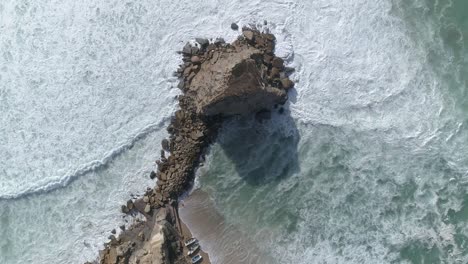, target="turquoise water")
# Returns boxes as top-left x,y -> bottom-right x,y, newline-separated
193,1 -> 468,263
